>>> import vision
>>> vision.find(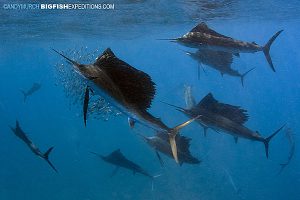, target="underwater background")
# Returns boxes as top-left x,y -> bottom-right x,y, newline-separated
0,0 -> 300,199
